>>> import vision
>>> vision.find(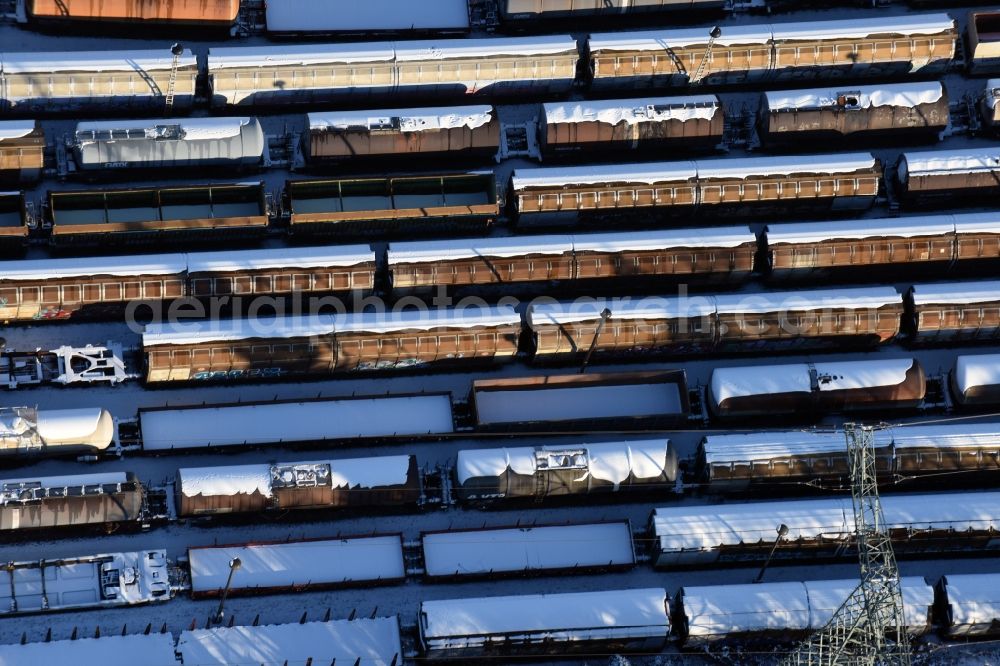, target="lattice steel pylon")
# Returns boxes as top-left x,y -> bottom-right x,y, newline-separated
781,423 -> 912,666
